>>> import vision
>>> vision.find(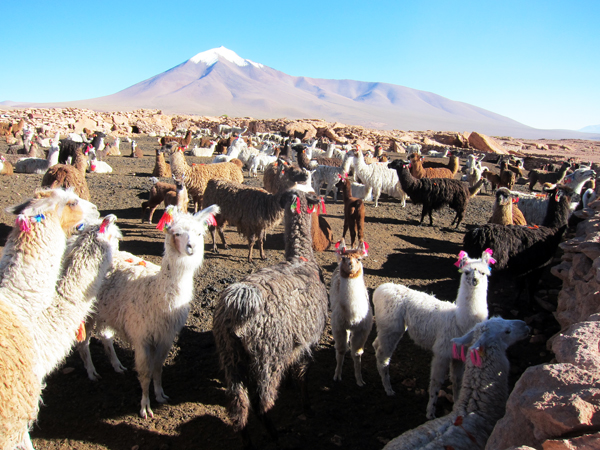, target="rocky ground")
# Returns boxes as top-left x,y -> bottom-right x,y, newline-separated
0,135 -> 573,450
